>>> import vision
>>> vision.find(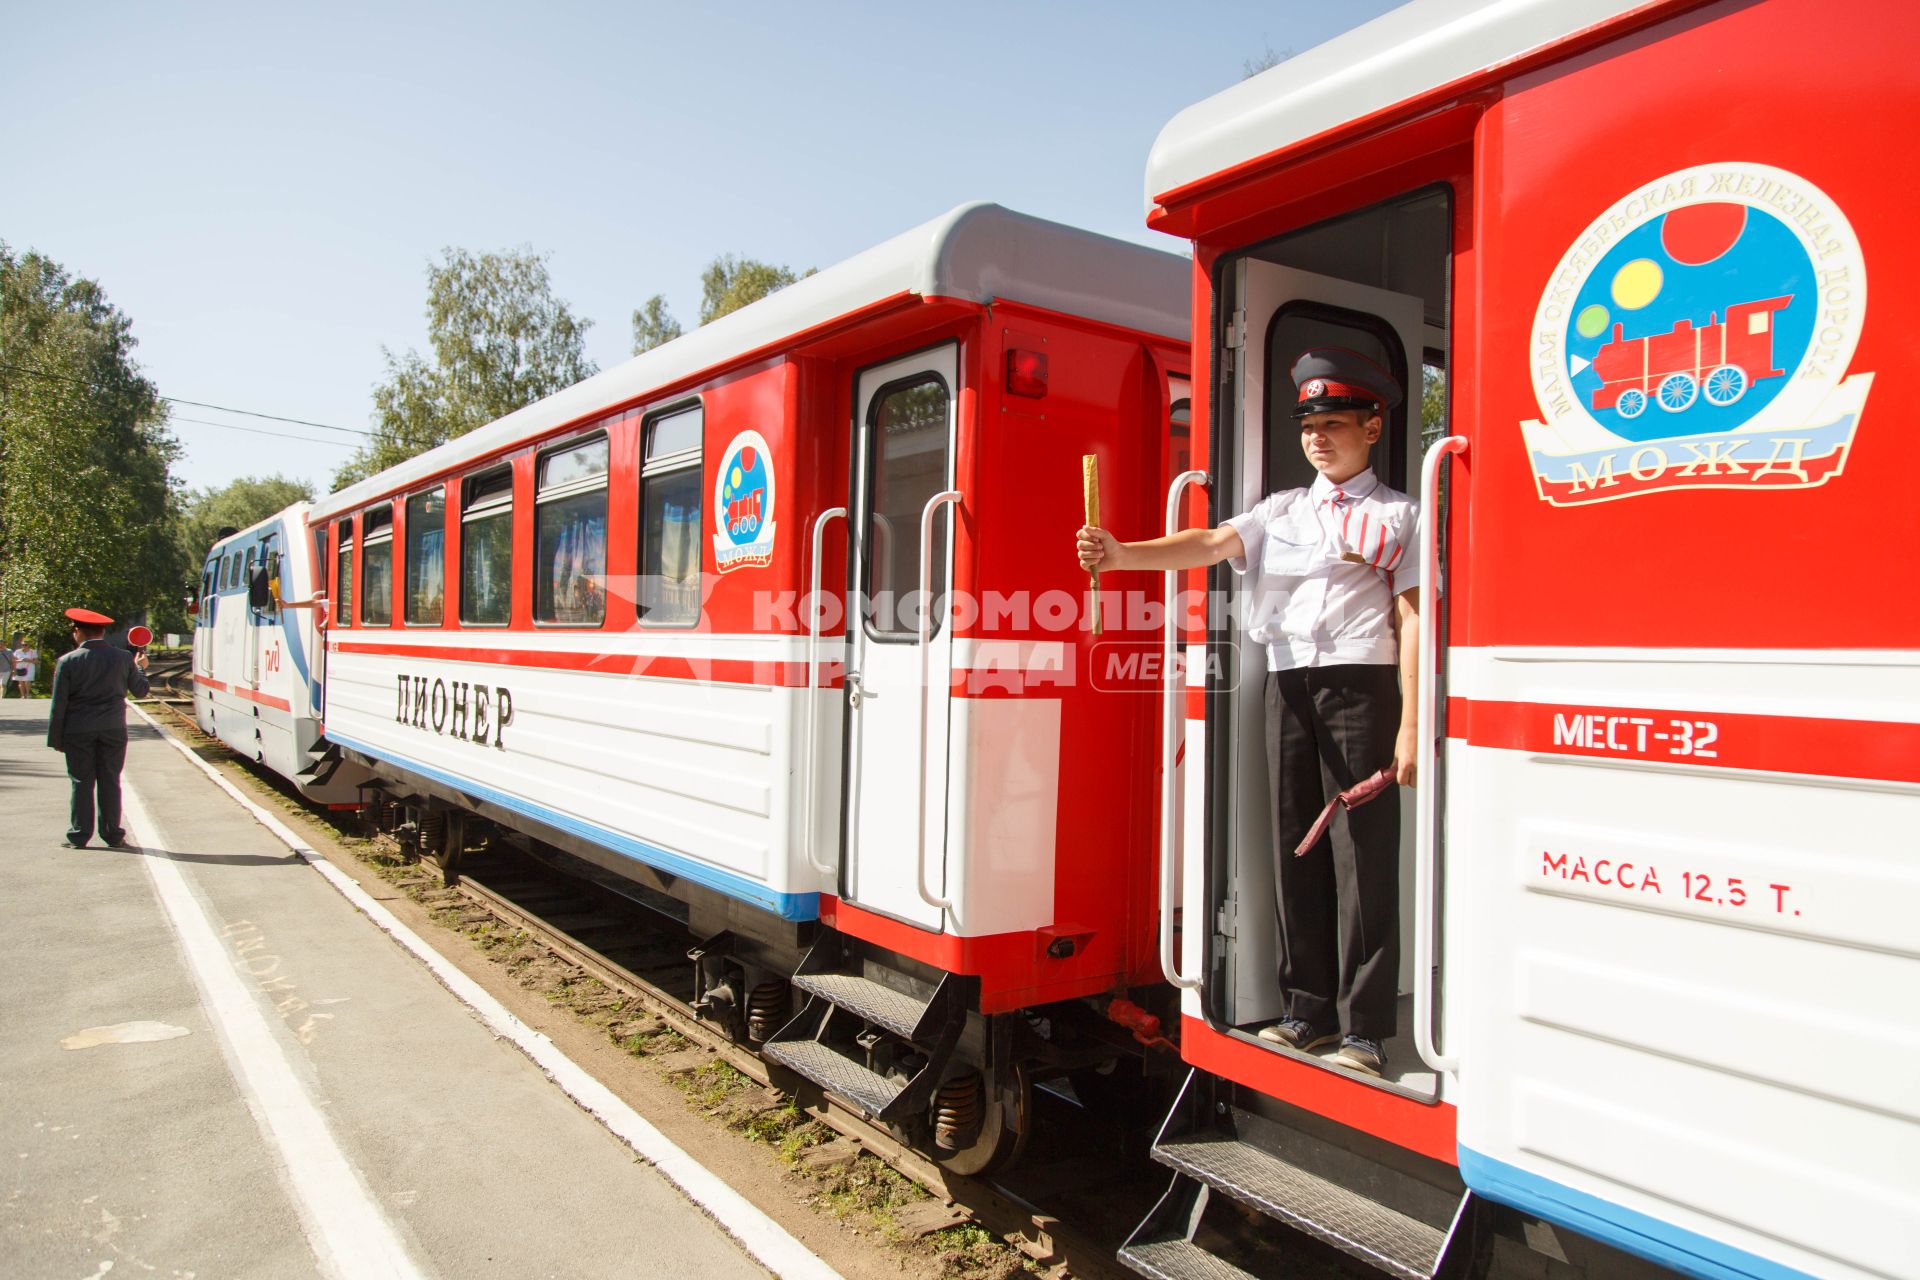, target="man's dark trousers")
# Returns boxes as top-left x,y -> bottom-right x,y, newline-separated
1265,663 -> 1401,1041
64,731 -> 129,845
